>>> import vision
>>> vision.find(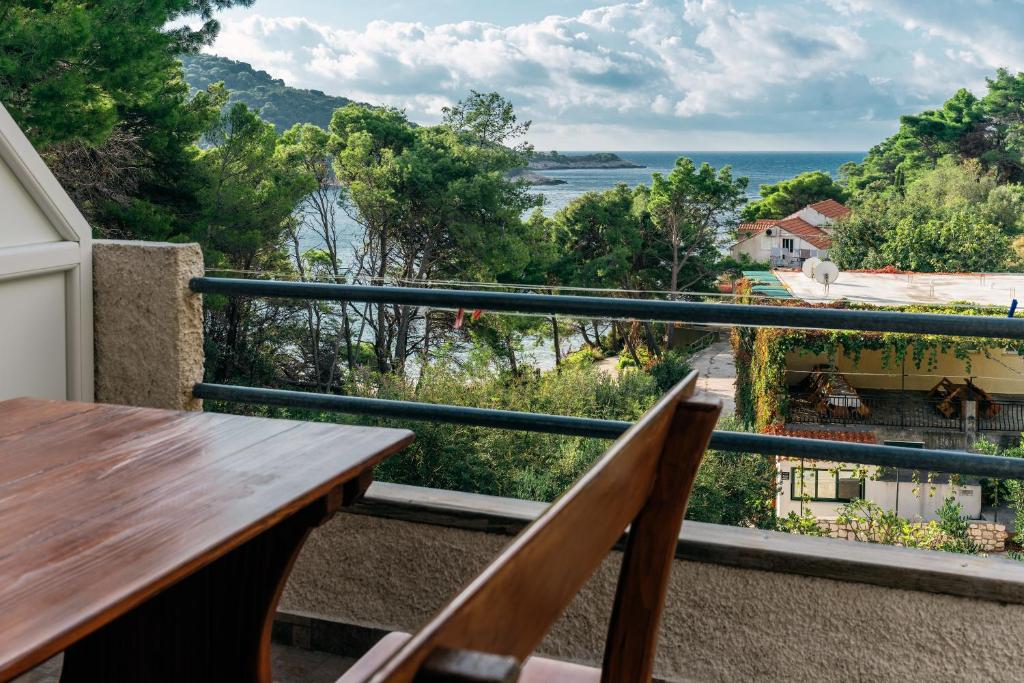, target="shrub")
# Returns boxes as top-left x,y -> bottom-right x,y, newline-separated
688,416 -> 777,529
648,351 -> 693,394
777,509 -> 826,536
